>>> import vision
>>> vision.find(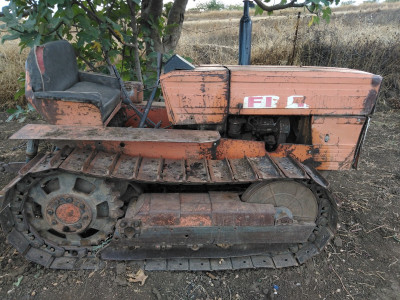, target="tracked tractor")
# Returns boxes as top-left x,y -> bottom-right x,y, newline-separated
0,3 -> 382,271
